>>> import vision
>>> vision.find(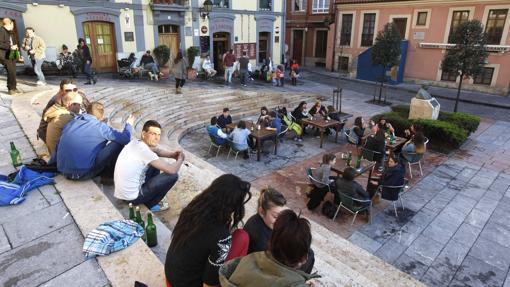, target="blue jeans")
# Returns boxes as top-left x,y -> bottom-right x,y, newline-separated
84,62 -> 93,81
131,166 -> 179,209
240,69 -> 249,85
71,141 -> 125,180
144,63 -> 159,74
32,58 -> 45,82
